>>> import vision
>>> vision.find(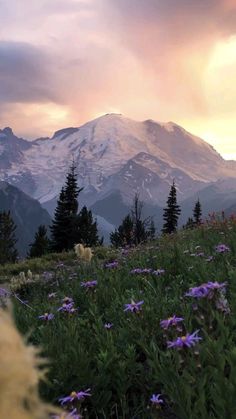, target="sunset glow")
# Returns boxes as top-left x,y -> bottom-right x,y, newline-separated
0,0 -> 235,157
